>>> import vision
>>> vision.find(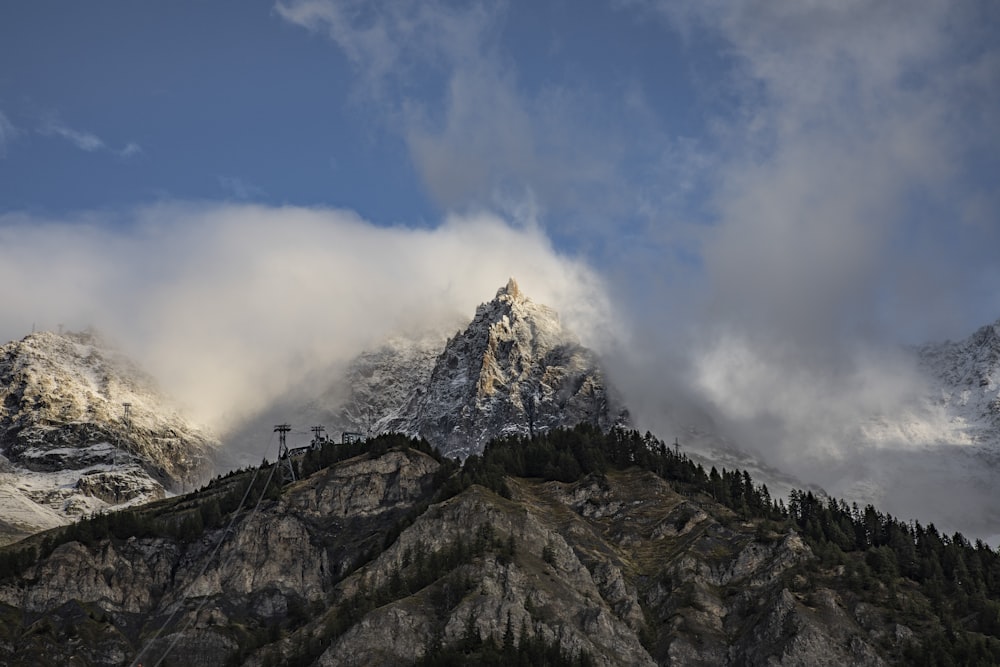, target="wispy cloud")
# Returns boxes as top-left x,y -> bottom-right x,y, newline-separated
0,110 -> 19,157
121,142 -> 142,158
274,0 -> 498,102
218,175 -> 265,200
274,0 -> 691,238
38,114 -> 142,158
